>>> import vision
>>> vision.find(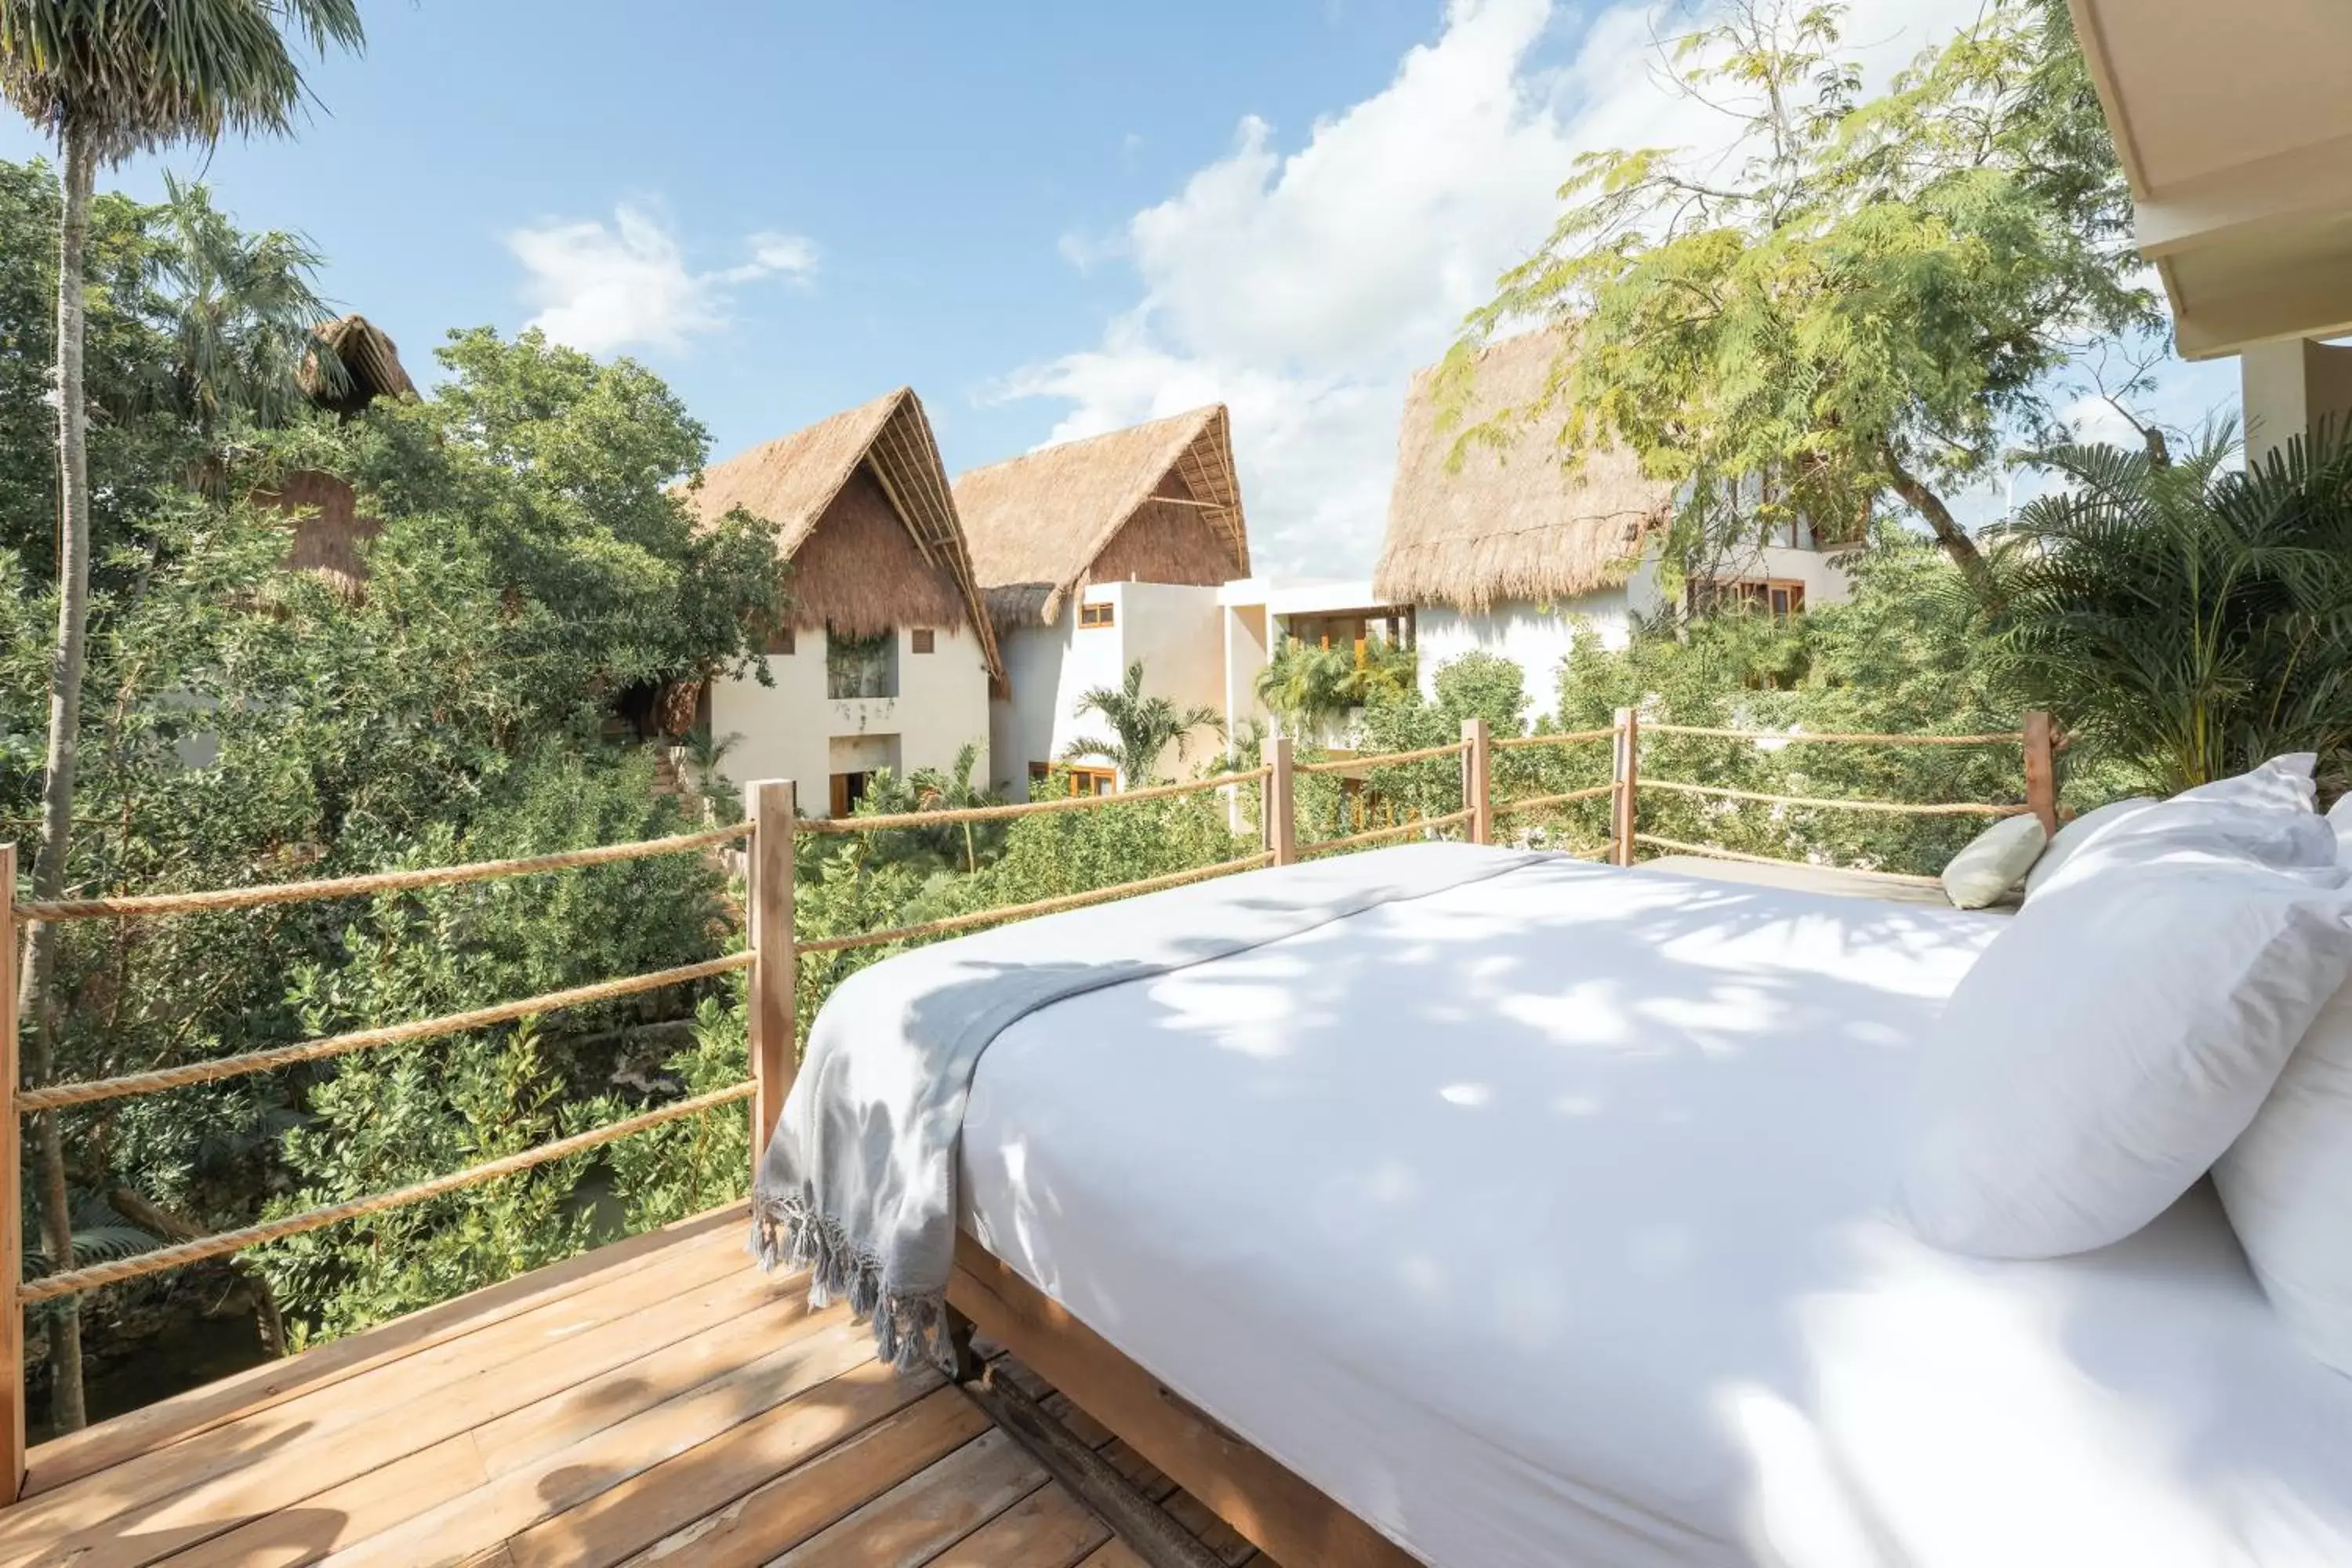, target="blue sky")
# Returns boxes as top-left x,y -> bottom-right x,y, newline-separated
0,0 -> 2239,574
